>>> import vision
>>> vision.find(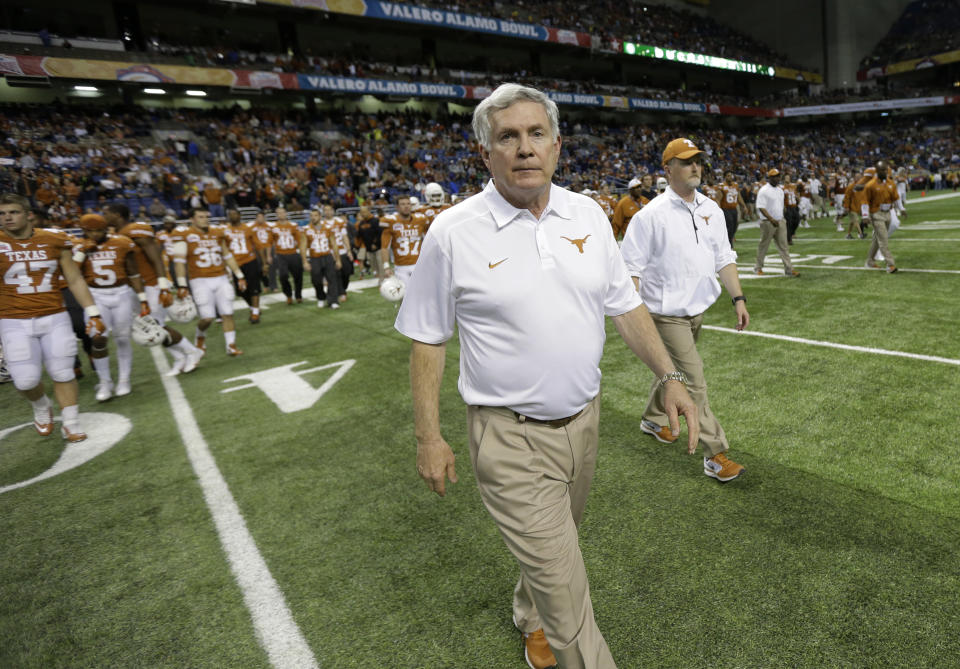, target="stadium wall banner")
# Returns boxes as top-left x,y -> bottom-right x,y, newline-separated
781,96 -> 952,117
0,54 -> 299,89
257,0 -> 595,48
858,48 -> 960,81
298,74 -> 467,97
